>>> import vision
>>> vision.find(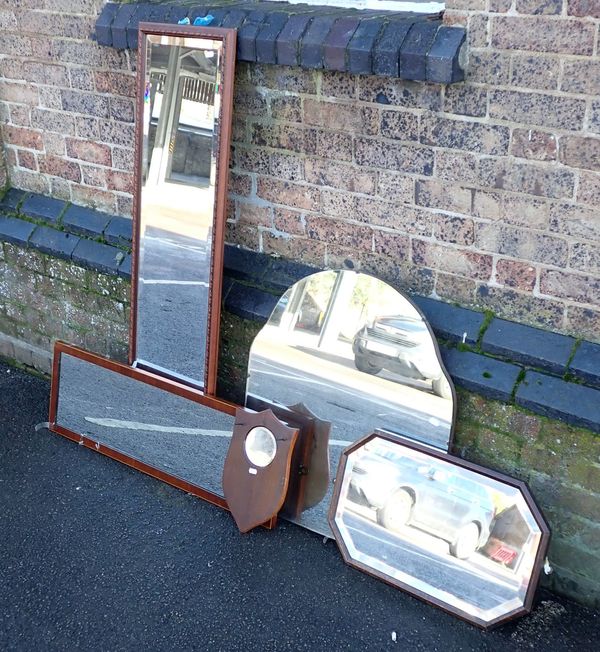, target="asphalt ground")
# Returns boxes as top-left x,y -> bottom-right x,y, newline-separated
0,359 -> 598,651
